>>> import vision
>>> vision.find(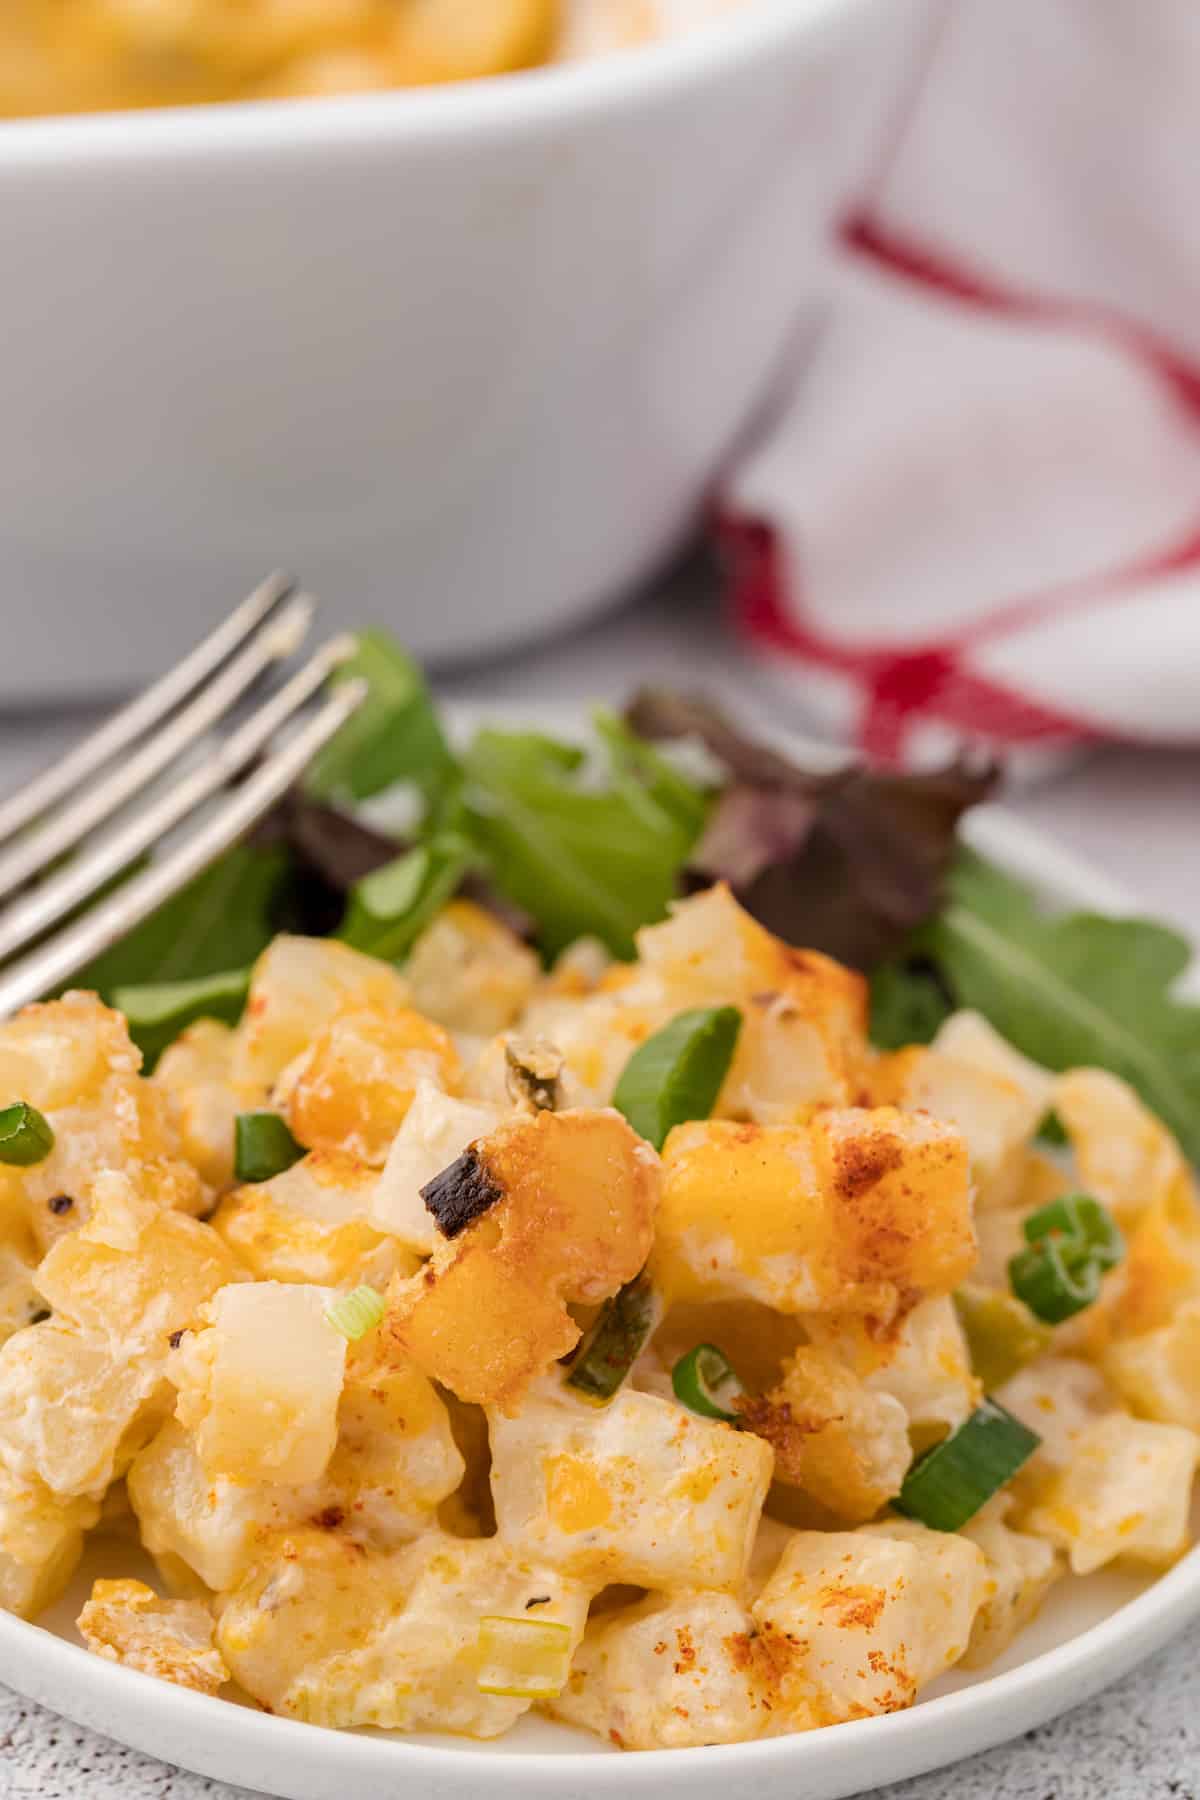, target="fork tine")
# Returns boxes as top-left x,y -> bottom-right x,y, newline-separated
0,678 -> 368,1020
0,634 -> 357,963
0,591 -> 314,897
0,571 -> 298,849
